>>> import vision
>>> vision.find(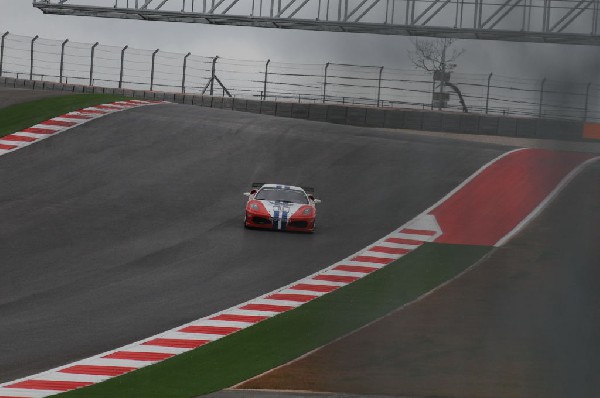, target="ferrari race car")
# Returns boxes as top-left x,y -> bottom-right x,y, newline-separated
243,183 -> 321,232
